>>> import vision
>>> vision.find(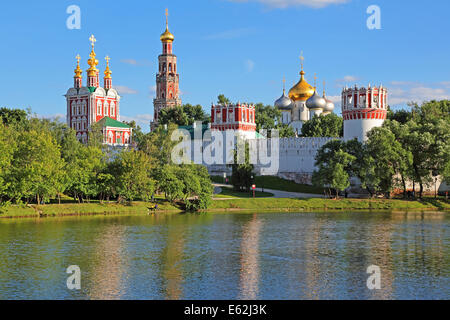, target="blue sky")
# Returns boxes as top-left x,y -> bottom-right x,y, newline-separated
0,0 -> 449,130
